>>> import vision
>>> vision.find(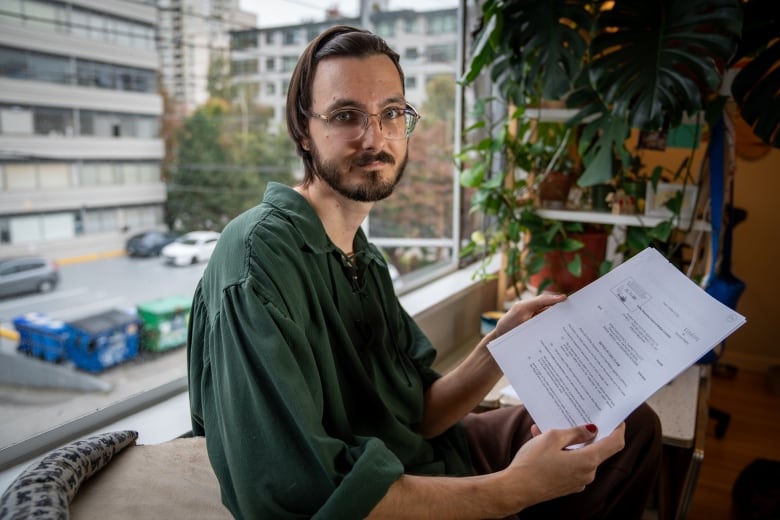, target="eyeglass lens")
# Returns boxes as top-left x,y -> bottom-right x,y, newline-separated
329,108 -> 417,140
